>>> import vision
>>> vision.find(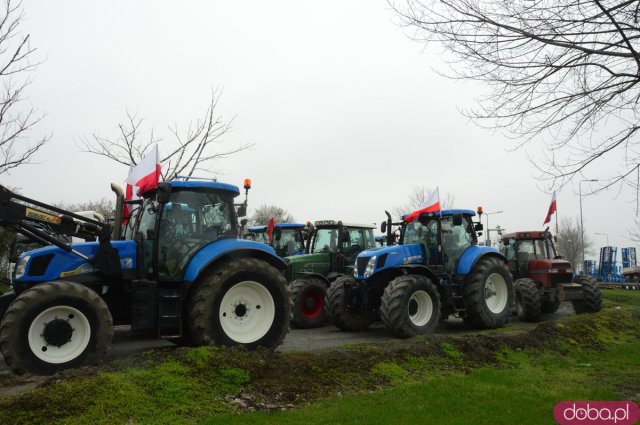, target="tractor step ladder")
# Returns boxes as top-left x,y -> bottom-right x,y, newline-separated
157,286 -> 182,338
